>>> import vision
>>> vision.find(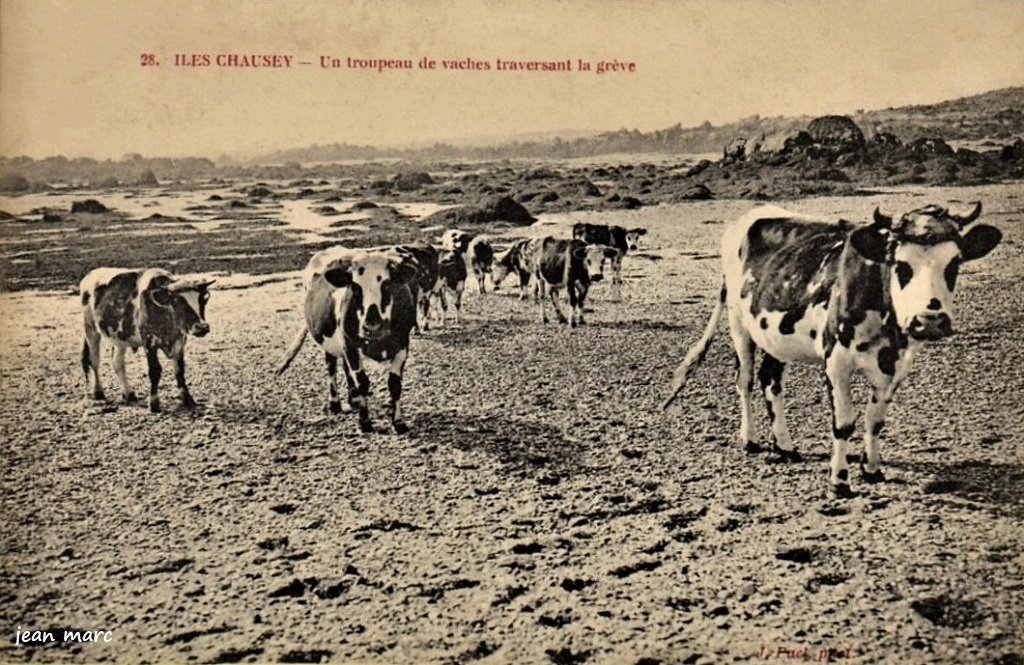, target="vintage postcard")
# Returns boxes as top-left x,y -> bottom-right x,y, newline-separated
1,1 -> 1022,663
